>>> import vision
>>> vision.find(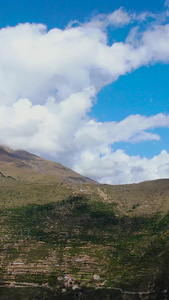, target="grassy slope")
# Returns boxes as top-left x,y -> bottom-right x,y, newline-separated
1,178 -> 169,299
